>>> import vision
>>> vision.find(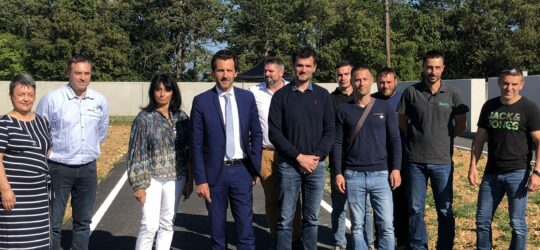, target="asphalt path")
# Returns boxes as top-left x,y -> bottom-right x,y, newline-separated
60,159 -> 338,250
60,136 -> 535,250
